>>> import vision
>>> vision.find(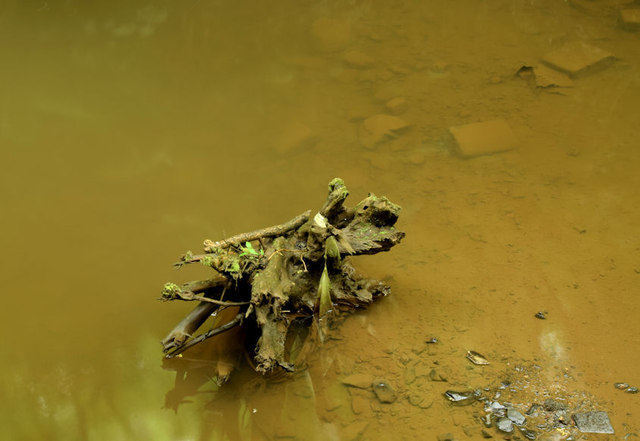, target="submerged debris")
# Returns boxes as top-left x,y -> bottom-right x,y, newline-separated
449,119 -> 517,157
372,380 -> 397,404
444,390 -> 480,406
466,350 -> 490,365
437,361 -> 621,440
543,398 -> 567,412
519,427 -> 537,440
506,408 -> 526,426
541,41 -> 614,77
615,382 -> 638,394
496,417 -> 513,433
159,178 -> 404,377
573,411 -> 614,434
